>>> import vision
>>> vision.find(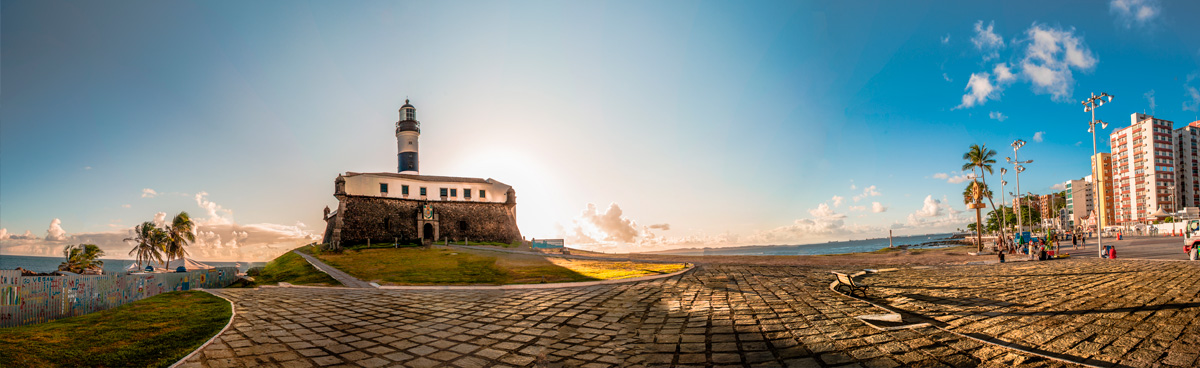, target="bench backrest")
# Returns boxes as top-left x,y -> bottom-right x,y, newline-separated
833,272 -> 855,286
